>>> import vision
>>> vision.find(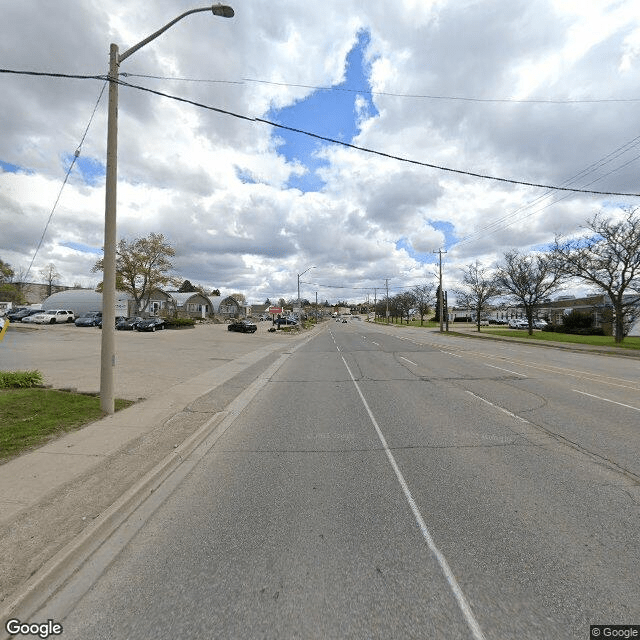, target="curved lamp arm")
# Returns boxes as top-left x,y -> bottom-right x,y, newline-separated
119,4 -> 234,63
